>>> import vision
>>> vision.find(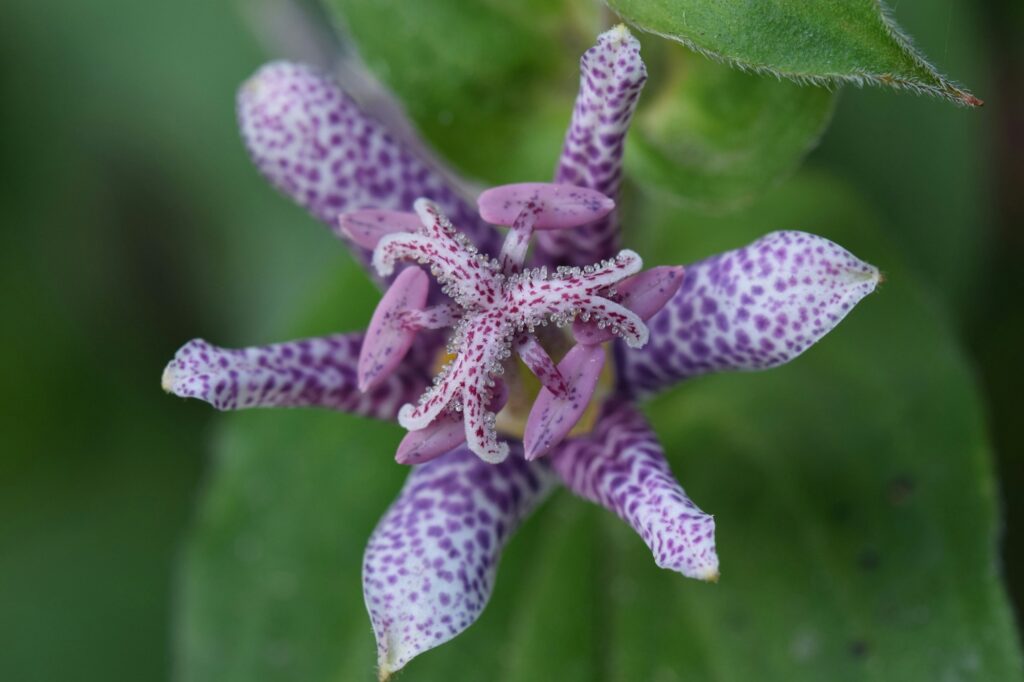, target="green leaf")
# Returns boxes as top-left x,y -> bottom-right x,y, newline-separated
626,35 -> 836,209
605,0 -> 982,106
176,172 -> 1021,681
